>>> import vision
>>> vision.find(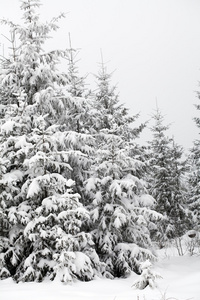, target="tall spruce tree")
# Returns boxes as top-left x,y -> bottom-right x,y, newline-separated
147,108 -> 191,246
60,36 -> 99,203
85,61 -> 161,278
187,142 -> 200,230
186,86 -> 200,230
0,0 -> 100,282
